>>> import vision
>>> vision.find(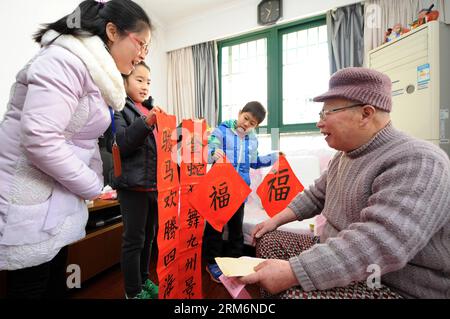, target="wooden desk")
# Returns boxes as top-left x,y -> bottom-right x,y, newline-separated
87,199 -> 120,212
67,199 -> 122,283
